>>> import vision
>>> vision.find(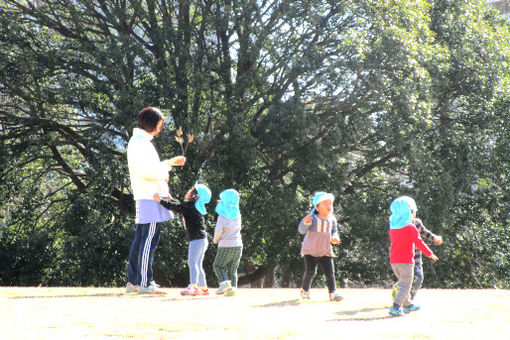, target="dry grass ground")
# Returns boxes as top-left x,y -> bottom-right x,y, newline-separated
2,287 -> 509,339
